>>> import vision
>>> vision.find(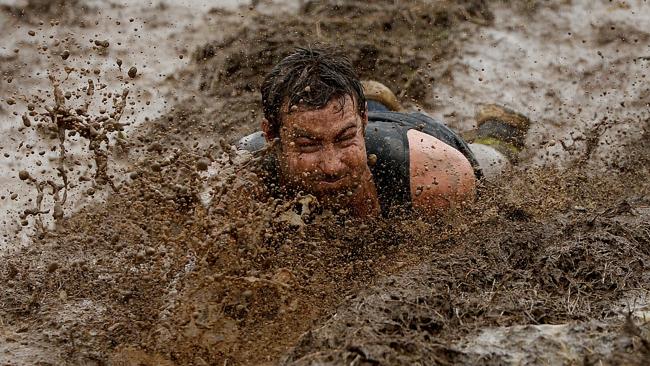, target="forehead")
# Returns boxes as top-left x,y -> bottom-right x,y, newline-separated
281,96 -> 359,137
